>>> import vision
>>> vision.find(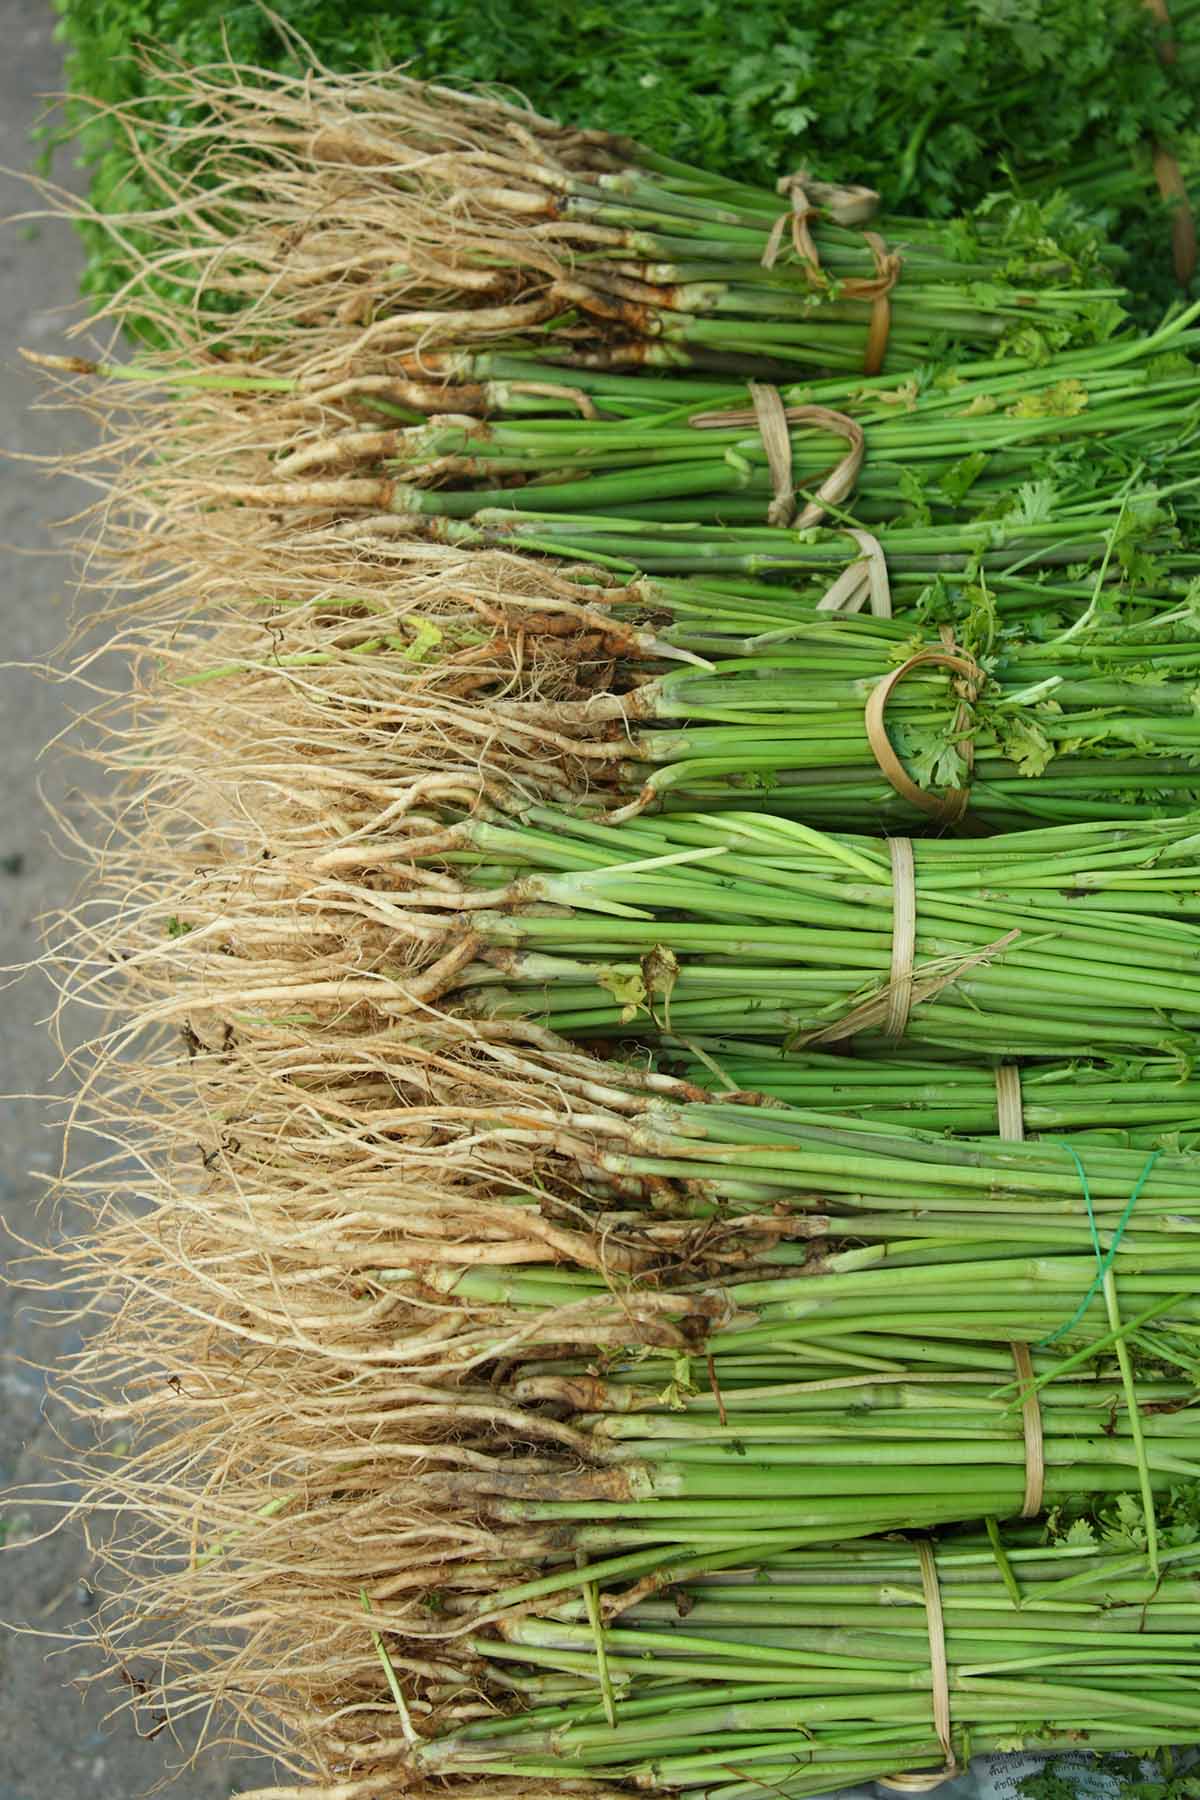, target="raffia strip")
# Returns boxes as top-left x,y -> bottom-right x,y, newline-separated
748,383 -> 799,527
994,1064 -> 1025,1141
688,395 -> 864,529
1010,1340 -> 1046,1519
816,528 -> 892,617
879,1541 -> 956,1789
1152,144 -> 1198,284
1143,0 -> 1198,283
860,239 -> 898,378
864,633 -> 984,824
919,1541 -> 954,1772
761,171 -> 900,373
995,1070 -> 1046,1520
885,837 -> 916,1040
762,172 -> 882,267
800,927 -> 1019,1047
